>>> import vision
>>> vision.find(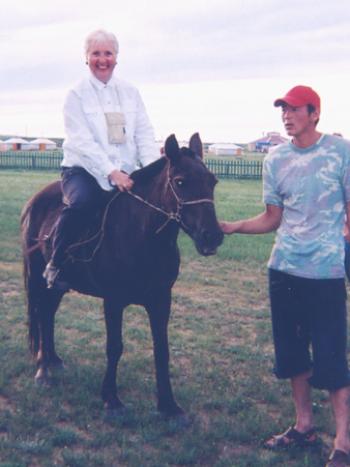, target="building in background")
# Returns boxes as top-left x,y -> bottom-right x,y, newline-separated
0,139 -> 9,151
208,143 -> 243,156
248,132 -> 288,153
30,138 -> 57,150
3,137 -> 31,150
